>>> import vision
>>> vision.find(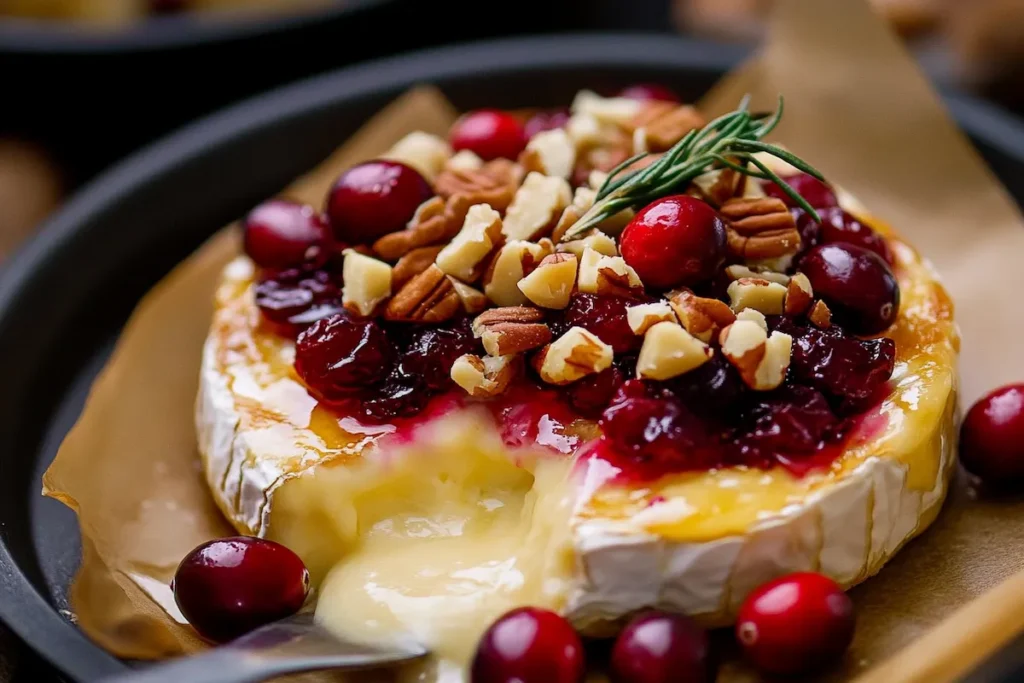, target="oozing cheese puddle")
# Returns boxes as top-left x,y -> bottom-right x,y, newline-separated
268,409 -> 577,681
